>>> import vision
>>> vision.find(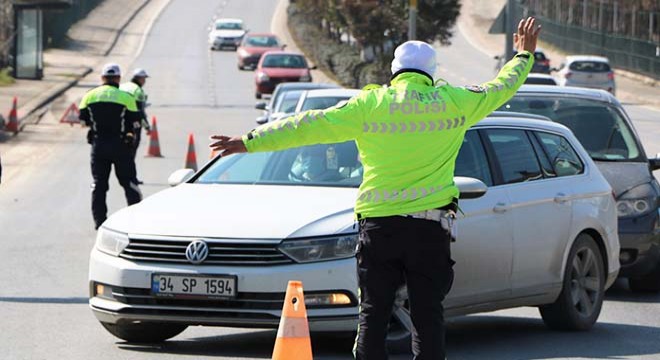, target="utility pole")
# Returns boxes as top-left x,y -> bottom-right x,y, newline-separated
505,0 -> 514,60
408,0 -> 417,41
